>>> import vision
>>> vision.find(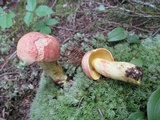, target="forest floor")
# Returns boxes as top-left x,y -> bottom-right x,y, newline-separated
0,0 -> 160,120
